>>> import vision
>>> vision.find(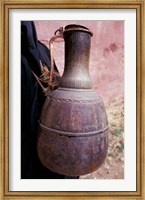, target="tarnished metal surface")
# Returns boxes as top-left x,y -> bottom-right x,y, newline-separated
37,24 -> 109,176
